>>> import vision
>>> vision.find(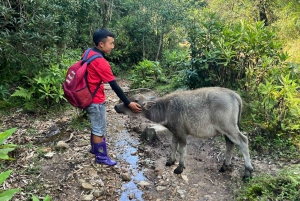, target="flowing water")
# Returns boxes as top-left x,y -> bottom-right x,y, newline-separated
108,116 -> 146,201
114,128 -> 146,201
